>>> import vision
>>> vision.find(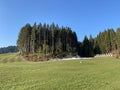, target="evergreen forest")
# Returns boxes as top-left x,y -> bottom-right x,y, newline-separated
17,23 -> 78,59
17,22 -> 120,60
0,46 -> 18,54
